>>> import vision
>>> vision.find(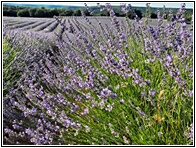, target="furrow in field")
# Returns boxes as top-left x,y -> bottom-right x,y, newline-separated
34,20 -> 55,31
61,18 -> 77,42
53,23 -> 63,39
43,21 -> 59,32
5,21 -> 28,27
3,20 -> 19,24
8,21 -> 37,29
53,18 -> 67,39
55,18 -> 73,40
21,21 -> 47,30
